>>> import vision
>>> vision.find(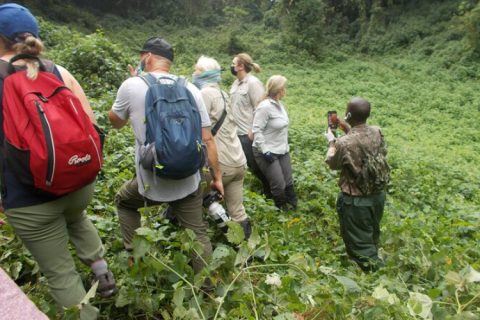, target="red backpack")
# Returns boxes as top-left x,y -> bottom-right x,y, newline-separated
1,55 -> 102,196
